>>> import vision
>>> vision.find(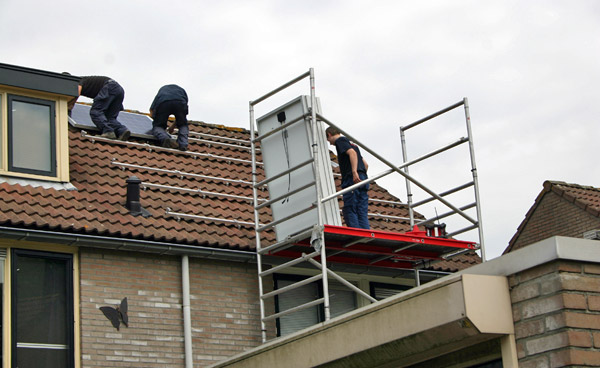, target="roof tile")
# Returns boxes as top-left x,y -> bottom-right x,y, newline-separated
0,107 -> 479,271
